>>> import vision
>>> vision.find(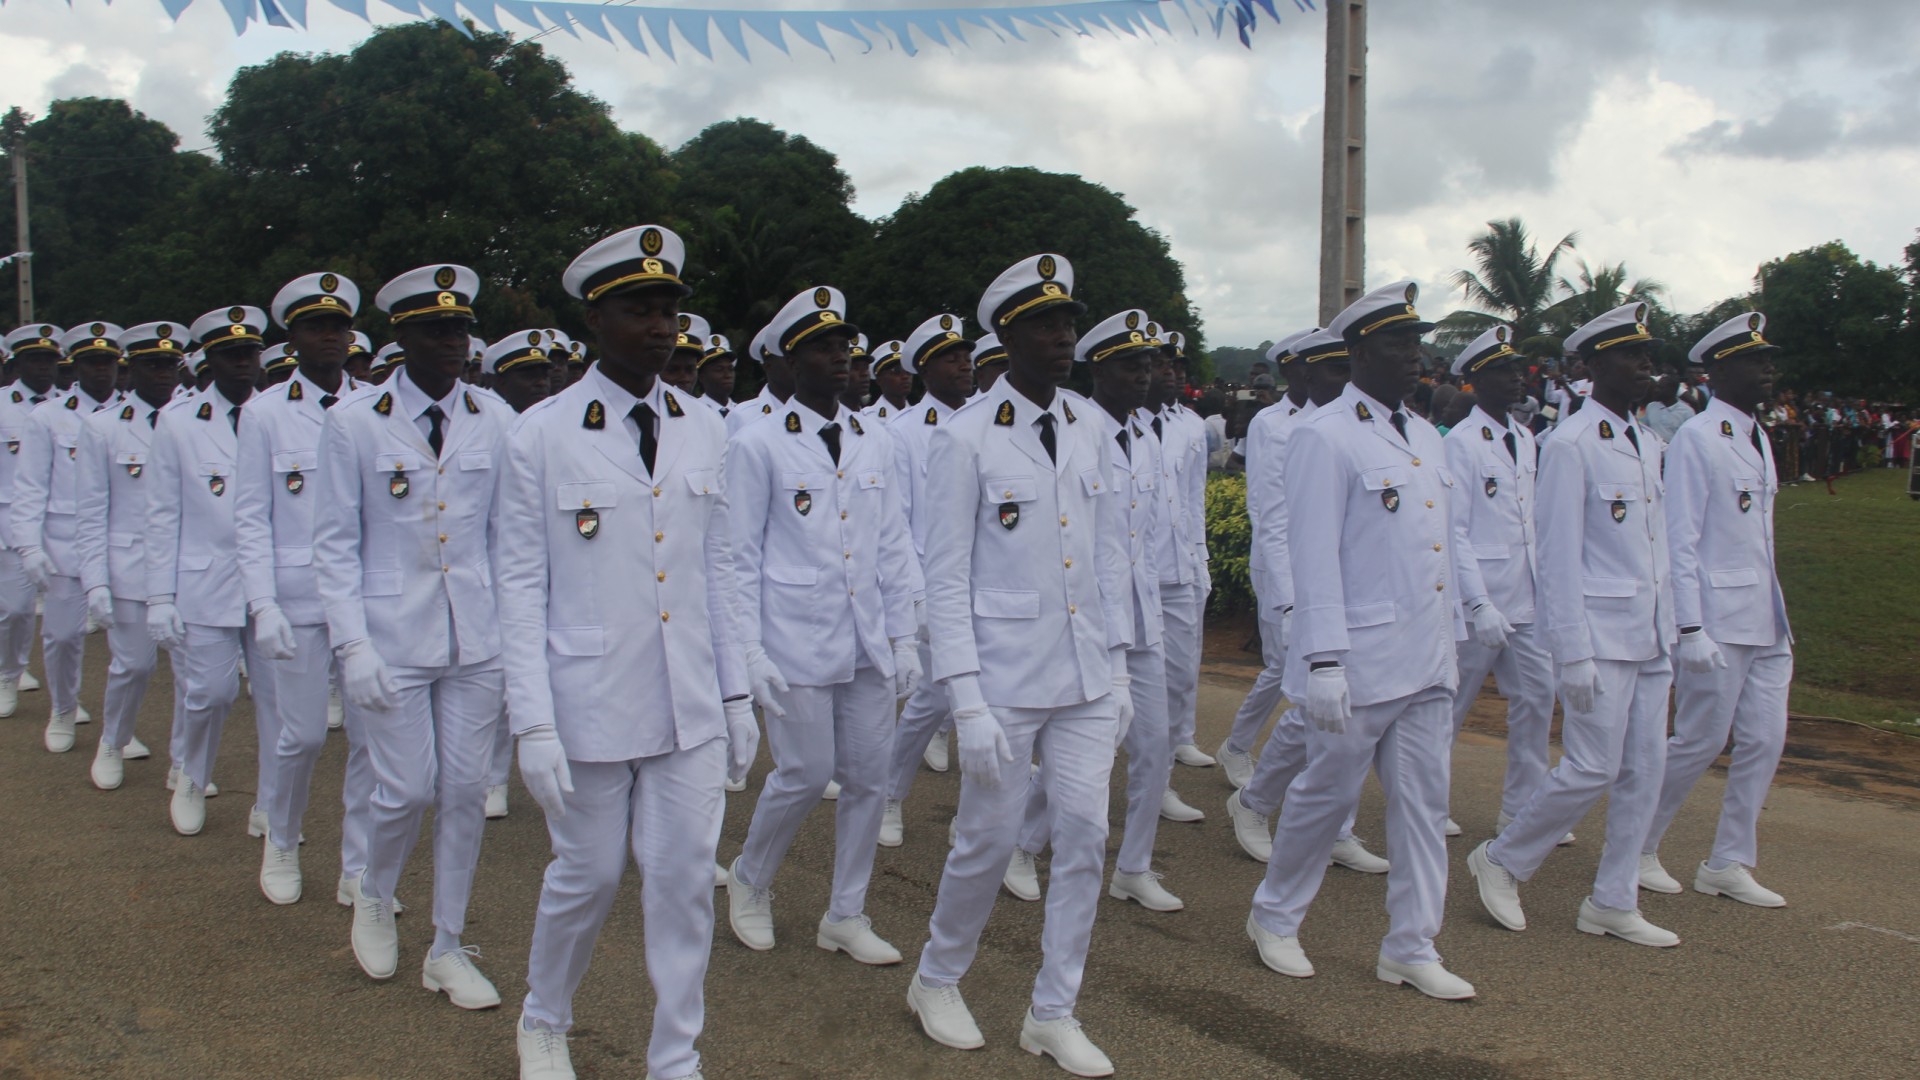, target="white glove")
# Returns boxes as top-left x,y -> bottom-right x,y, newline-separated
723,697 -> 759,787
1558,659 -> 1602,714
1469,601 -> 1514,650
1304,665 -> 1351,734
742,642 -> 789,719
19,547 -> 53,591
85,586 -> 114,632
250,601 -> 297,661
891,637 -> 922,699
146,596 -> 185,648
338,638 -> 398,712
1677,628 -> 1728,675
1110,648 -> 1134,747
517,725 -> 573,819
946,675 -> 1012,789
1279,606 -> 1293,650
